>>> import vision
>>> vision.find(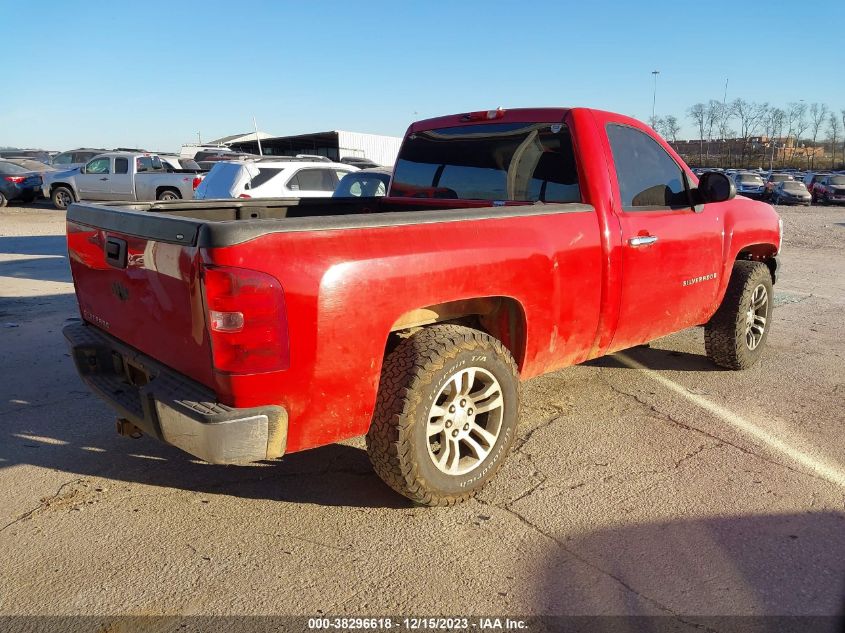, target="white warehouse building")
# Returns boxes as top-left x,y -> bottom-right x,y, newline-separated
229,130 -> 403,166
